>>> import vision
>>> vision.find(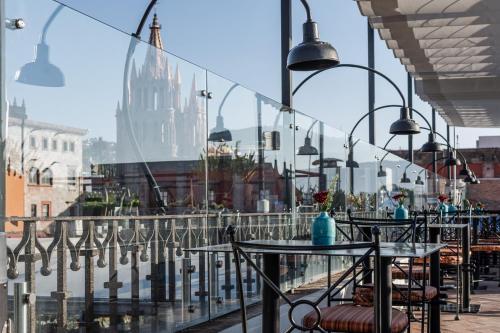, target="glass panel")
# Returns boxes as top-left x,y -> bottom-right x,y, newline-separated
205,71 -> 296,317
5,0 -> 209,331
